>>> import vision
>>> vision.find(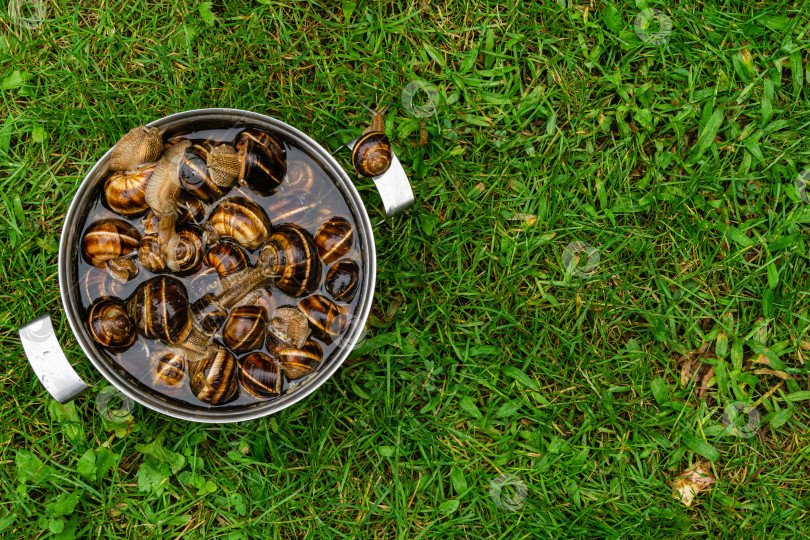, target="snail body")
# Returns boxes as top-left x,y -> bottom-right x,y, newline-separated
236,130 -> 286,195
104,165 -> 155,215
325,259 -> 360,302
239,352 -> 282,399
109,126 -> 163,172
208,197 -> 271,251
87,297 -> 136,350
314,217 -> 354,265
189,346 -> 238,405
269,306 -> 311,349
